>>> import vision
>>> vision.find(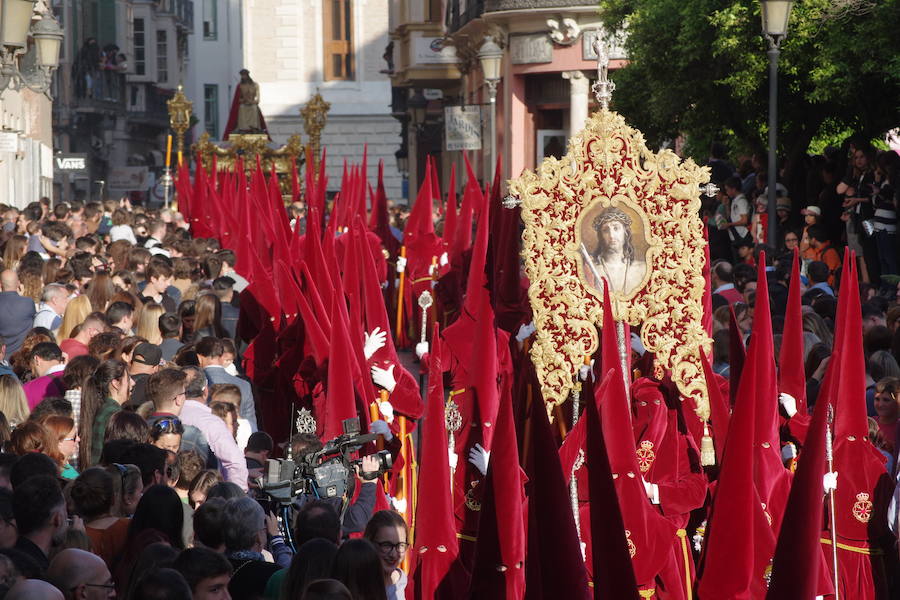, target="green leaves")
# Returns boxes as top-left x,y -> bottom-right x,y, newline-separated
599,0 -> 900,160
